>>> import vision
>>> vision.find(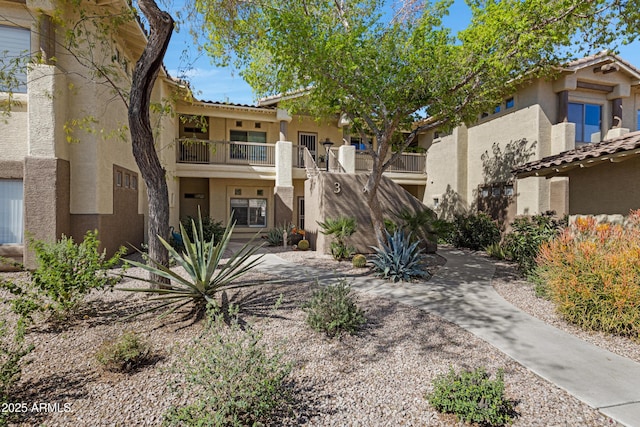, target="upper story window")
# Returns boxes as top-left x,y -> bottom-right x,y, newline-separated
0,25 -> 31,94
637,110 -> 639,131
568,102 -> 601,143
505,97 -> 515,109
